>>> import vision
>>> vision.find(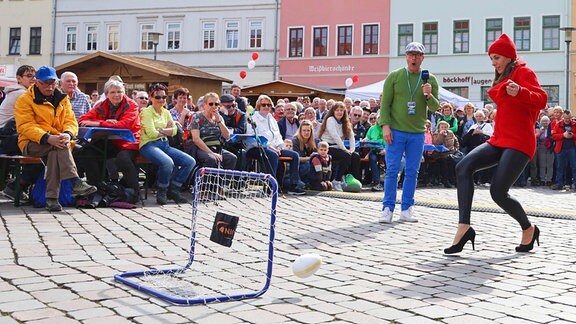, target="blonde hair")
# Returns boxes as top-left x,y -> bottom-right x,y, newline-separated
318,141 -> 329,149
